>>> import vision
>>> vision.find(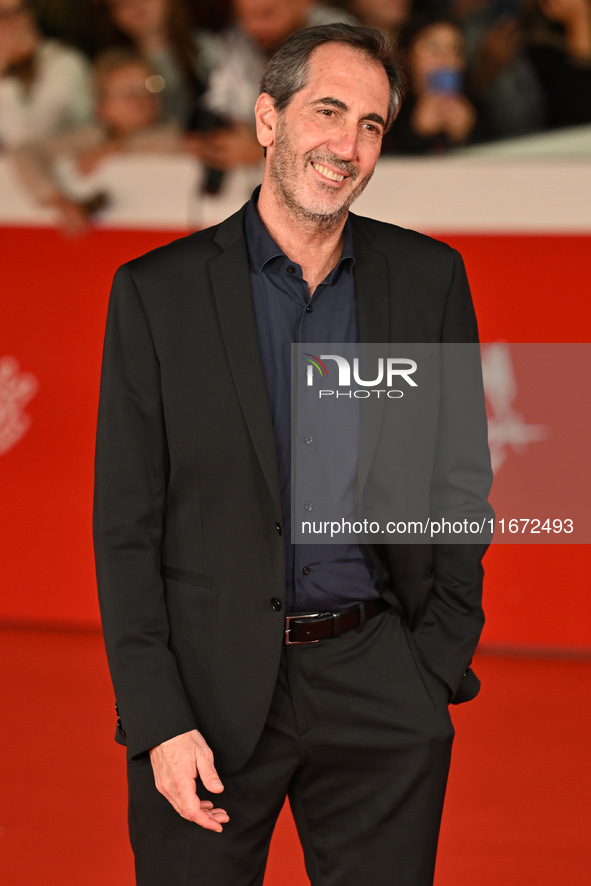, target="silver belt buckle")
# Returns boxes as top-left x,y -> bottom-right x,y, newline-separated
285,611 -> 323,645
